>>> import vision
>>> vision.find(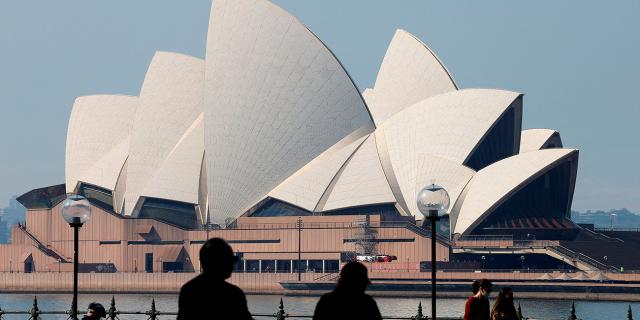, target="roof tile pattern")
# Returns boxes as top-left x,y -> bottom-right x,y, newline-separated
204,0 -> 373,223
